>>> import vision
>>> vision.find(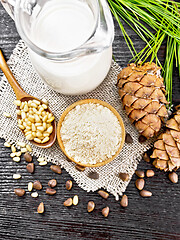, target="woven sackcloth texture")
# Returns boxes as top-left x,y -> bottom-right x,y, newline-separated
0,40 -> 153,200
